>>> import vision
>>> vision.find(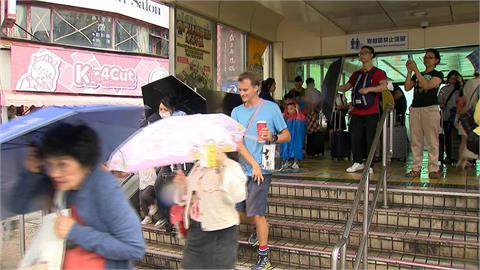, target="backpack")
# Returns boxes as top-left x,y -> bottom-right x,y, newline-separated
352,67 -> 378,109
